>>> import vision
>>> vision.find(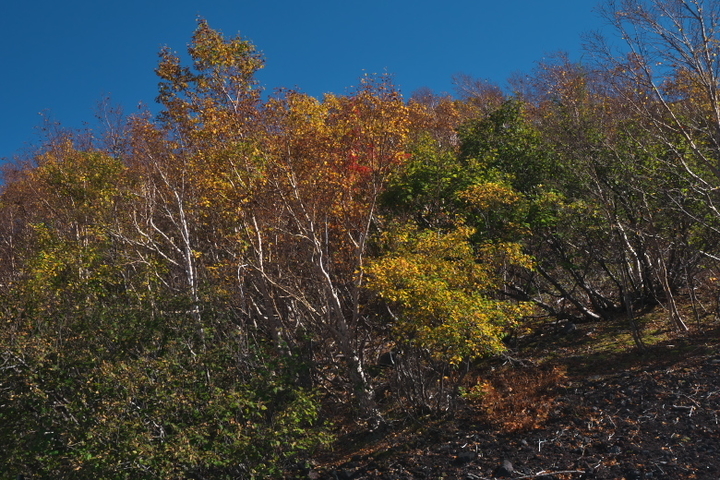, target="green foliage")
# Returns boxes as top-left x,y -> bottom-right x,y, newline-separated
0,329 -> 331,479
1,202 -> 330,478
382,133 -> 469,229
384,103 -> 564,245
458,100 -> 554,193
